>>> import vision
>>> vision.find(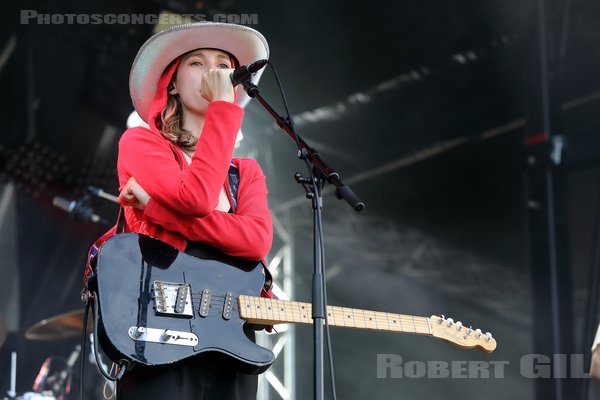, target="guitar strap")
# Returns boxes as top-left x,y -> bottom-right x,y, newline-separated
228,162 -> 273,295
228,162 -> 240,212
